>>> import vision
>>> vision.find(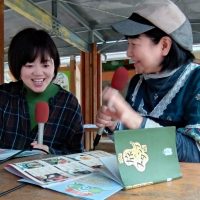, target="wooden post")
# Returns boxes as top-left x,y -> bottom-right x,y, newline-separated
69,56 -> 76,95
0,0 -> 4,84
80,43 -> 101,150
